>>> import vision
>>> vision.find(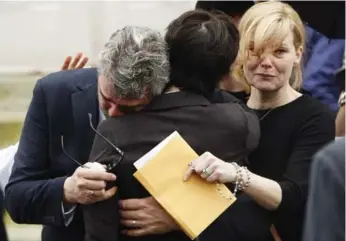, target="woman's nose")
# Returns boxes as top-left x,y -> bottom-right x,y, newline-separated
260,54 -> 273,69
